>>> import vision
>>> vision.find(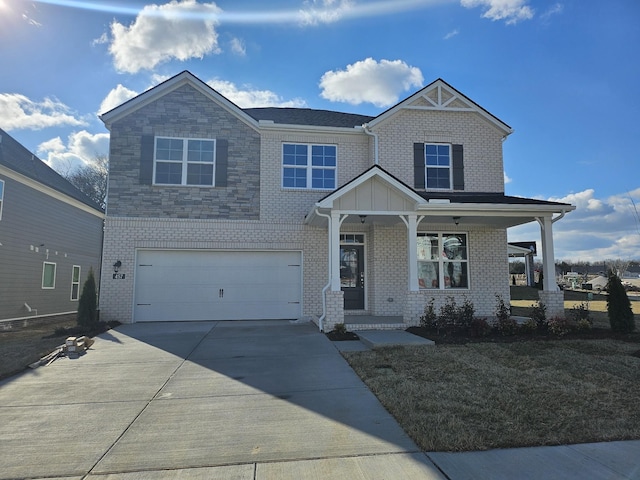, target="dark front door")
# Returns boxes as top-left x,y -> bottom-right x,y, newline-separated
340,245 -> 365,310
